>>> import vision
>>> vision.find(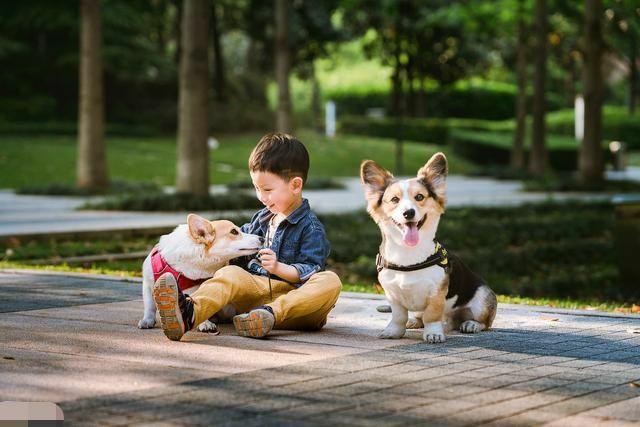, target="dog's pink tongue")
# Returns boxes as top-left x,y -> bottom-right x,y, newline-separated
403,223 -> 419,246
